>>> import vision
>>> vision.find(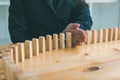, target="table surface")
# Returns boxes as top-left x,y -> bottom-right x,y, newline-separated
0,41 -> 120,80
